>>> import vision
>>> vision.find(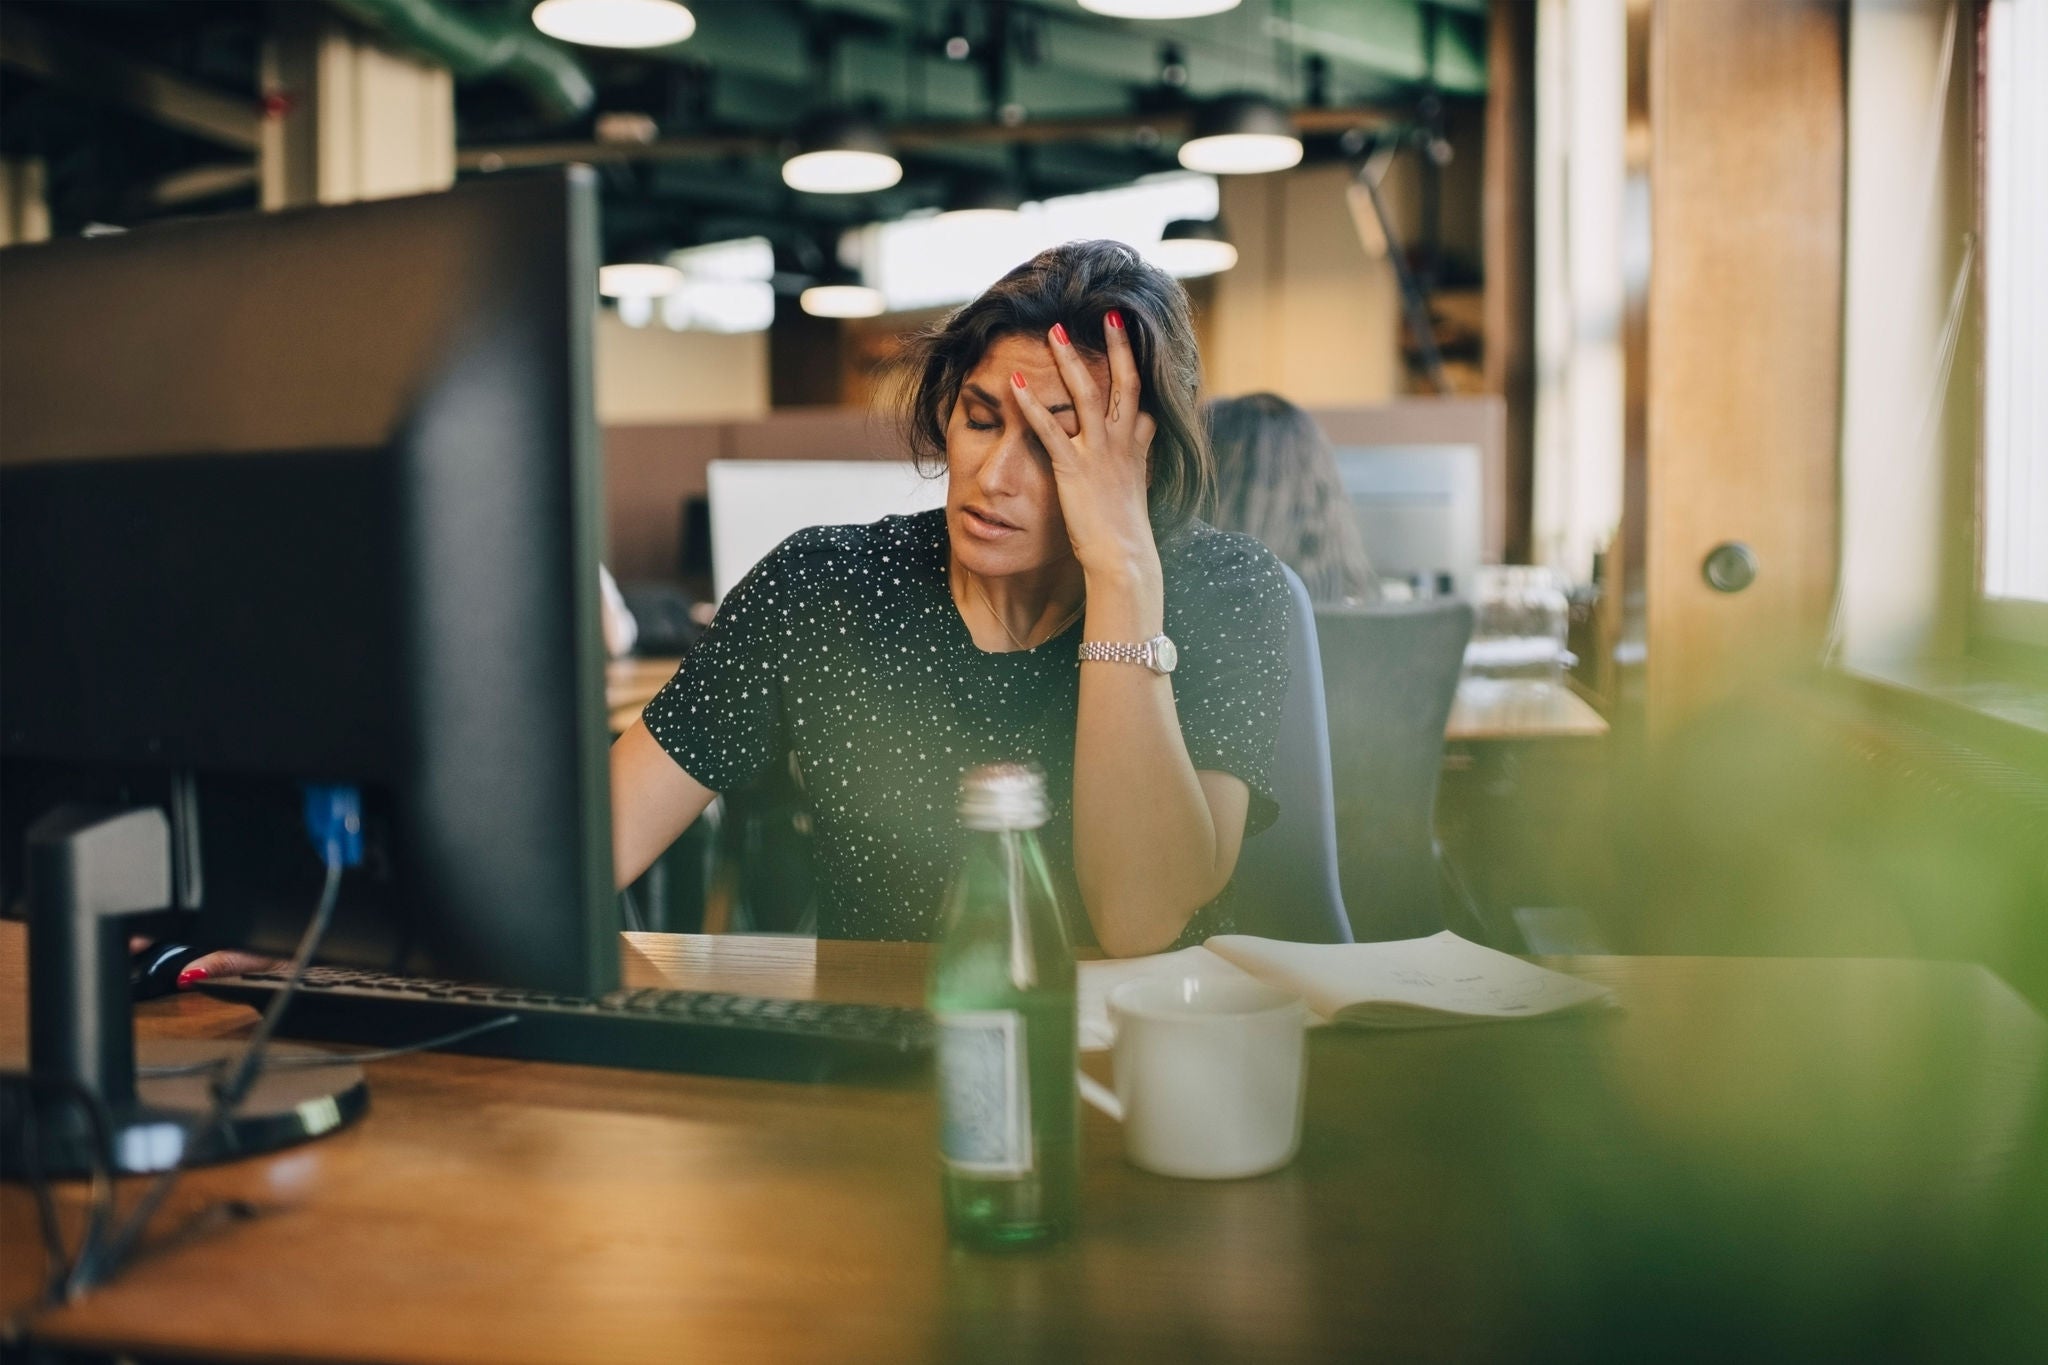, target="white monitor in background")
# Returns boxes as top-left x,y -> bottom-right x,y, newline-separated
707,459 -> 948,600
1331,443 -> 1485,599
